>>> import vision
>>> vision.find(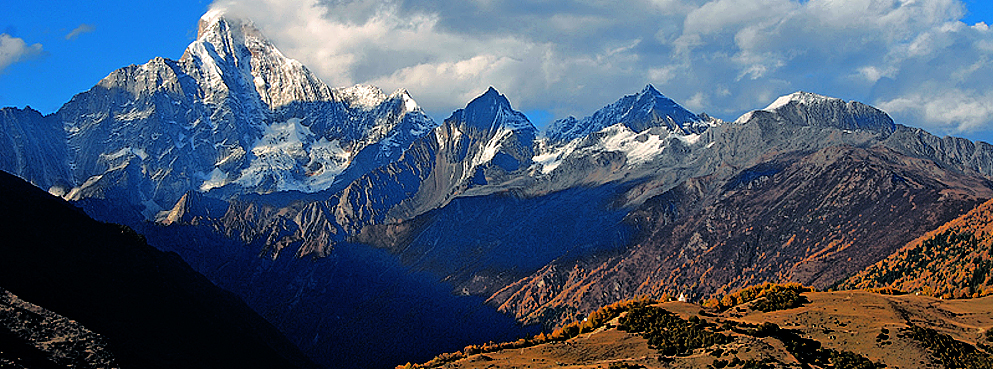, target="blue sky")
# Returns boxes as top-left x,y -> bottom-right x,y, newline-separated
2,0 -> 993,143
